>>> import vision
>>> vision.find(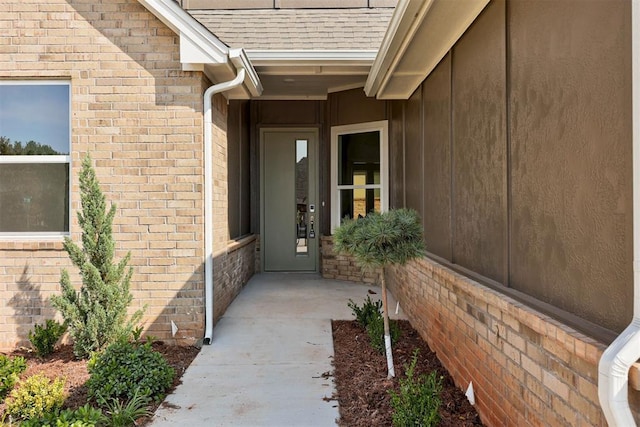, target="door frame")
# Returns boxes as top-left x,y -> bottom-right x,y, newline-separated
259,127 -> 320,272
